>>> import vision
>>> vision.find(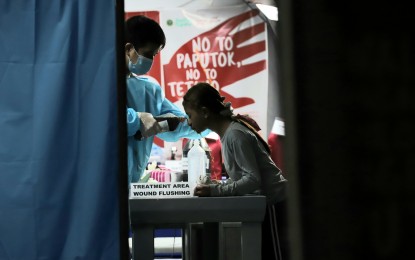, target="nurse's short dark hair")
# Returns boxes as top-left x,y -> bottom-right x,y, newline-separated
125,15 -> 166,50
